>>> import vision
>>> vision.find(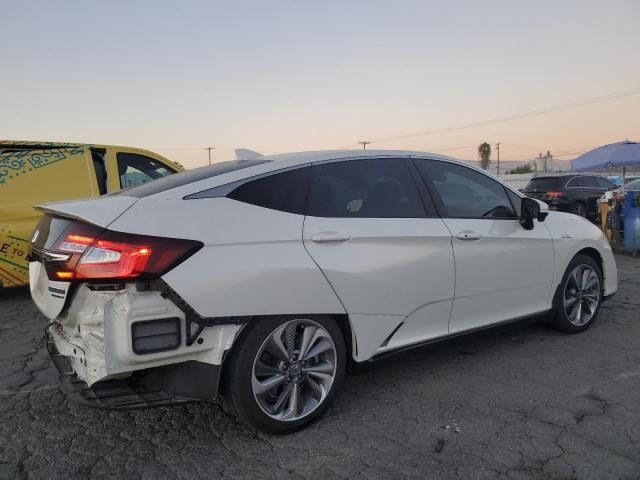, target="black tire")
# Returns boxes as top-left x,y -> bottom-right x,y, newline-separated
569,201 -> 587,217
552,254 -> 603,333
224,316 -> 346,435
